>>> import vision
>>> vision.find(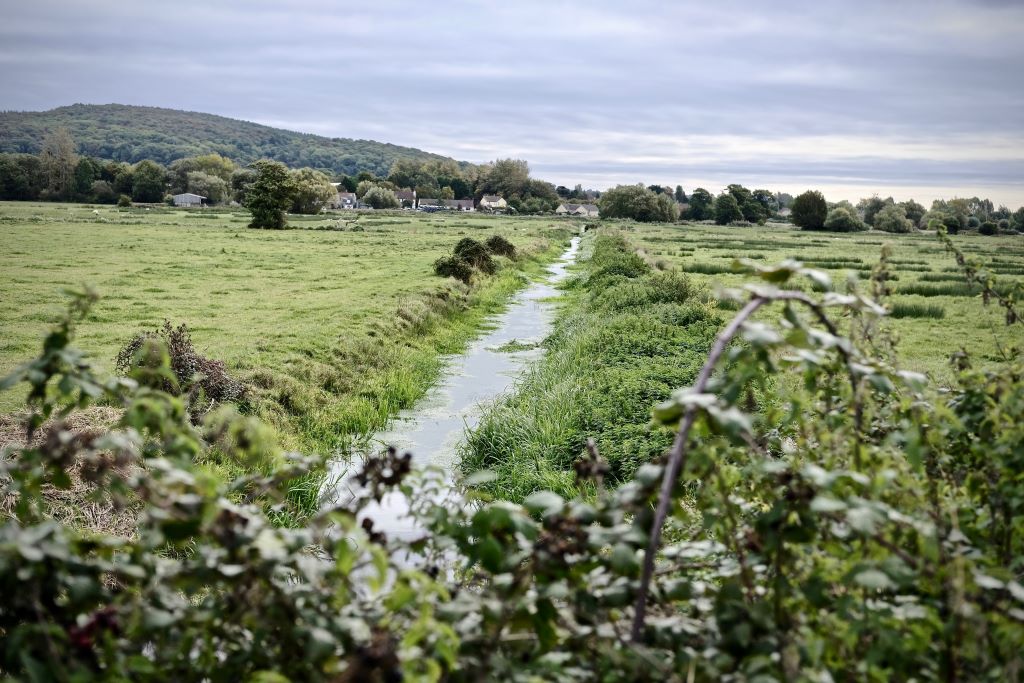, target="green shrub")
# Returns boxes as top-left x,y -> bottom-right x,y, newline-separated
433,254 -> 473,283
823,207 -> 867,232
485,234 -> 516,258
980,221 -> 998,235
874,204 -> 914,233
116,194 -> 131,207
453,237 -> 496,274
